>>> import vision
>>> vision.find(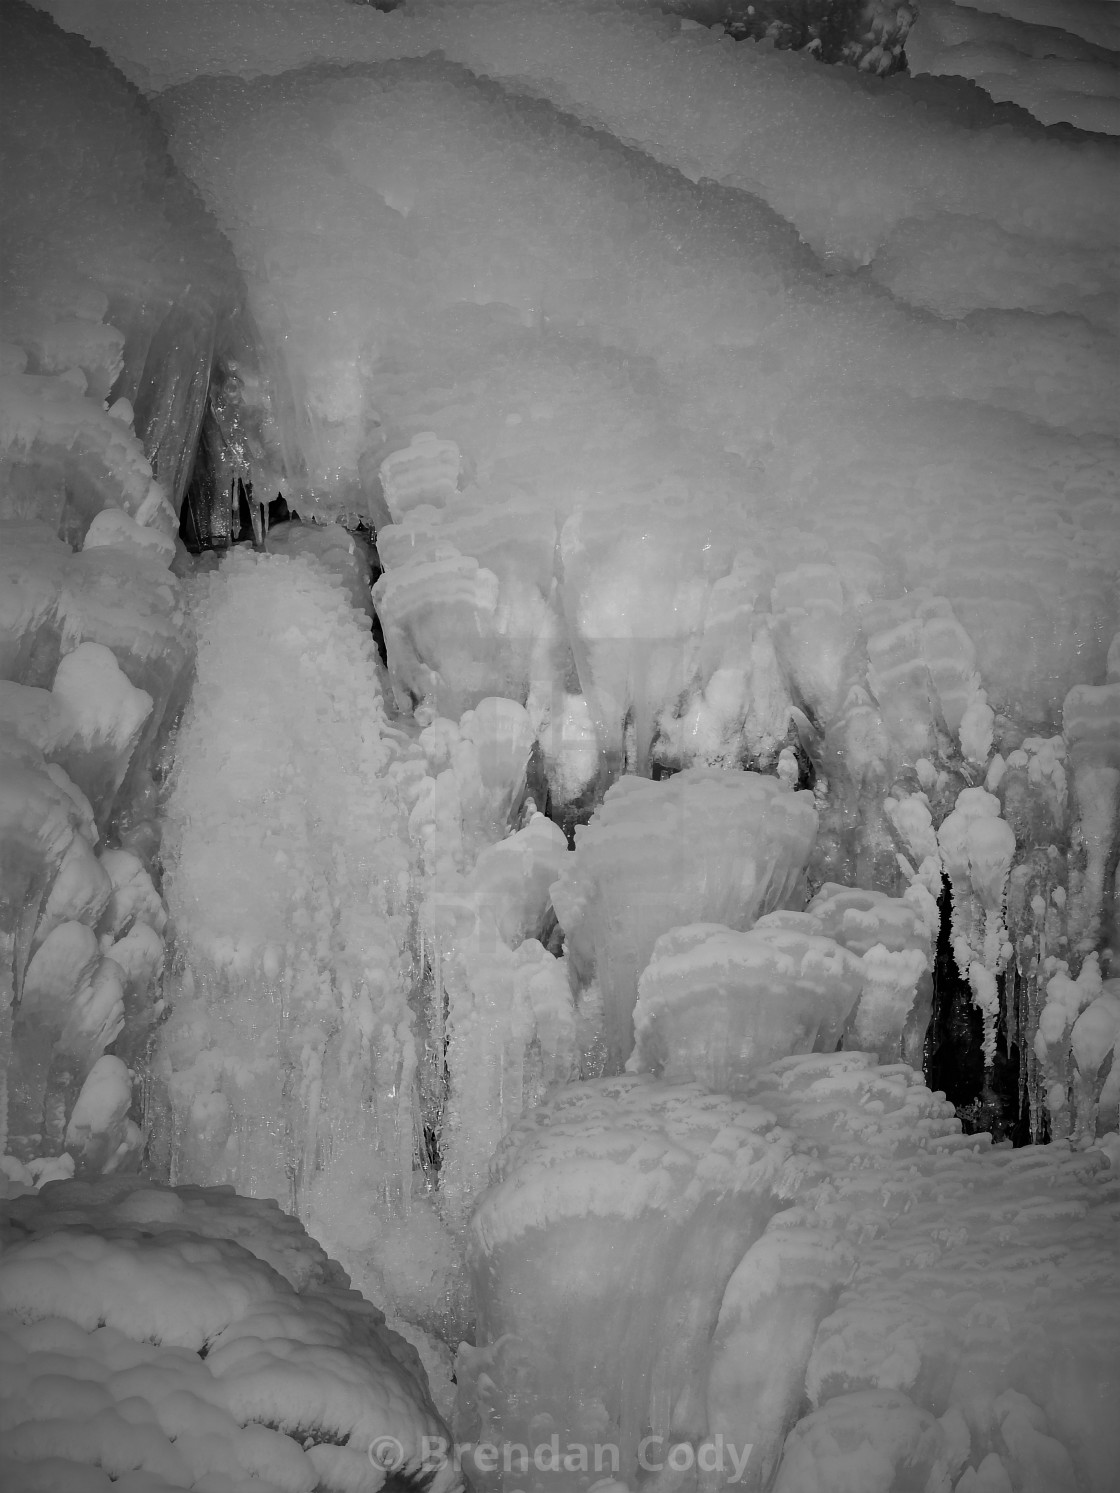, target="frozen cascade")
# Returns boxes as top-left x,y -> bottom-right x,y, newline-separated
1,2 -> 1119,1490
155,549 -> 419,1221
